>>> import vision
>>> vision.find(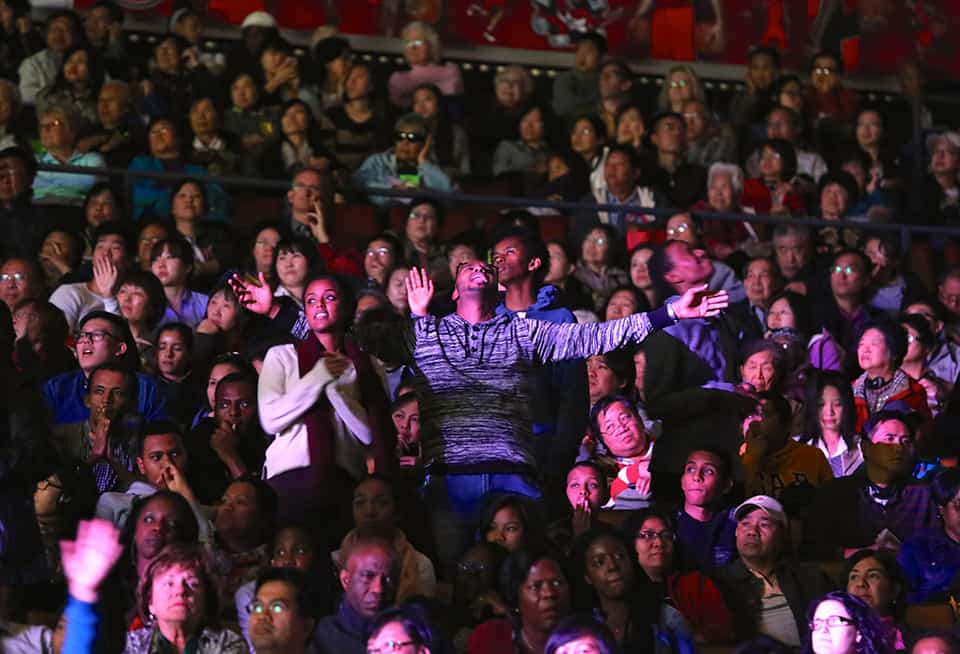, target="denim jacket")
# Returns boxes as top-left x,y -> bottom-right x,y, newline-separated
898,528 -> 960,603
